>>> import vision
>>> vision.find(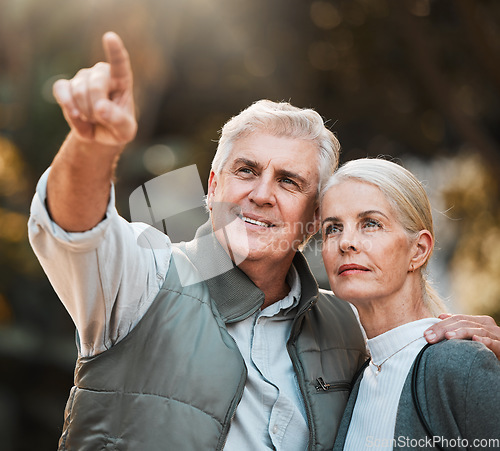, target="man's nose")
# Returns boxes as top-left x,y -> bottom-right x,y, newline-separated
248,177 -> 276,207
